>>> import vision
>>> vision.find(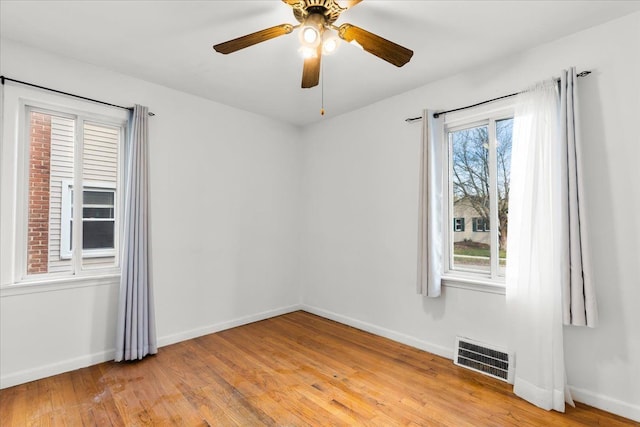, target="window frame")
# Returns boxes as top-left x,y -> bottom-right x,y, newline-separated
440,101 -> 514,292
1,96 -> 127,288
472,217 -> 490,232
453,217 -> 465,232
60,180 -> 118,259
